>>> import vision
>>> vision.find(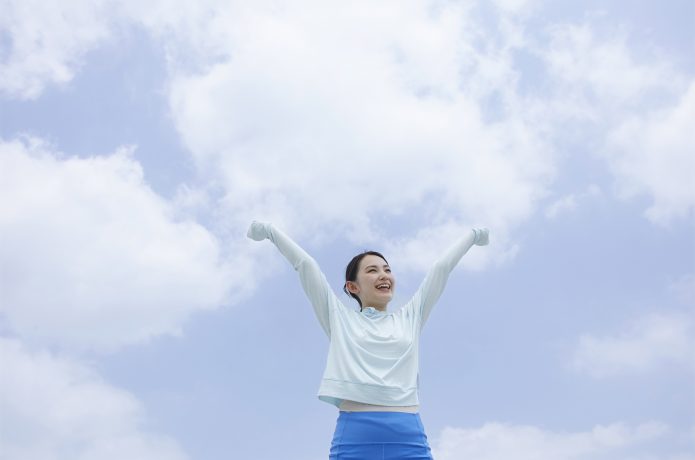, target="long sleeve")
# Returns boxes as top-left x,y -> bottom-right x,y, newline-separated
407,228 -> 488,329
248,221 -> 337,337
